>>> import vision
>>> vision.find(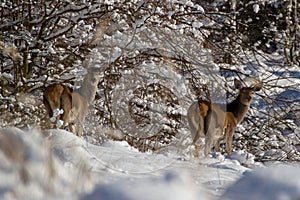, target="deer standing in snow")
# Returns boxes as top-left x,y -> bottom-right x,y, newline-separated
187,78 -> 263,156
43,67 -> 101,136
43,19 -> 112,135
